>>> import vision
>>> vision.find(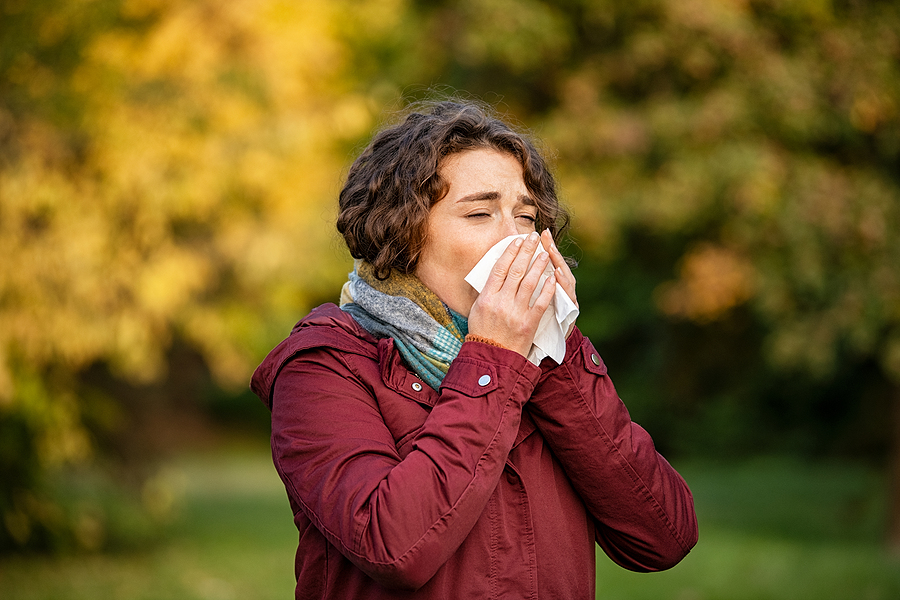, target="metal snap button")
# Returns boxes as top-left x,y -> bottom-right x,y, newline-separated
591,353 -> 601,366
411,382 -> 422,392
478,374 -> 491,387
